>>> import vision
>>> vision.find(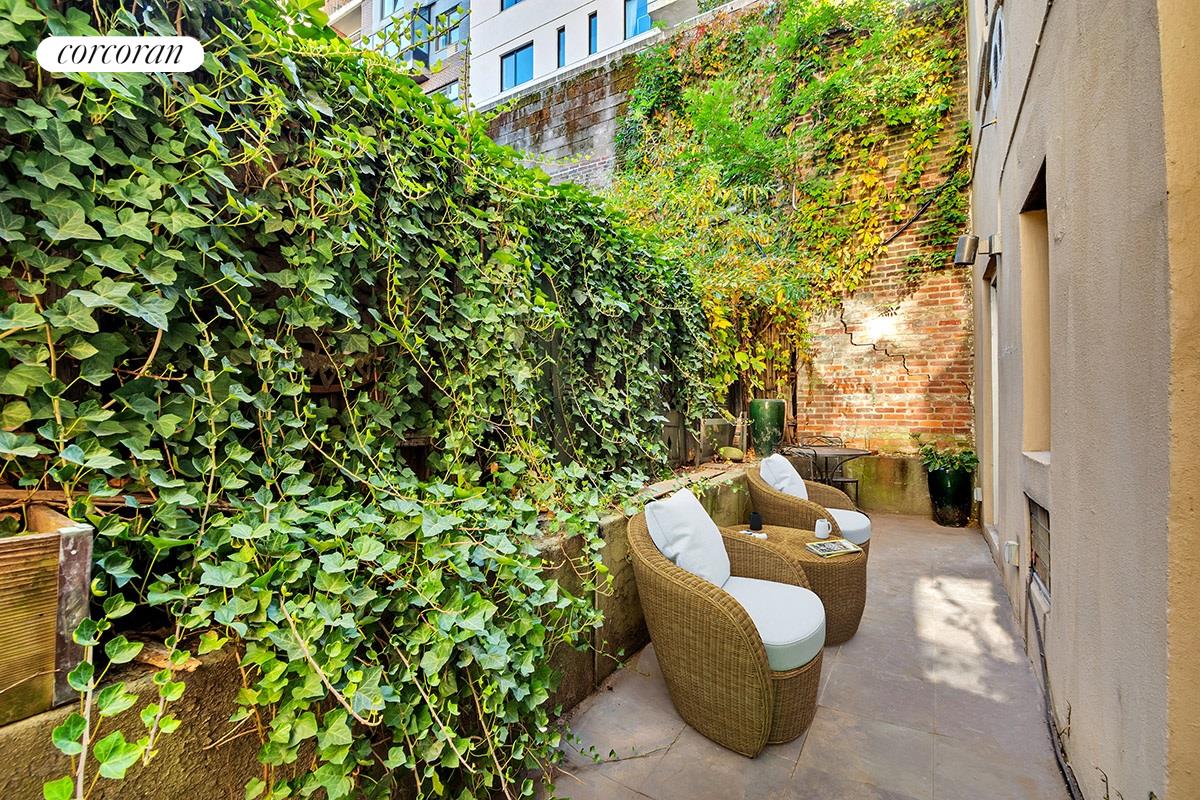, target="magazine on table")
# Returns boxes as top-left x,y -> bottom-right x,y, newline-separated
804,538 -> 863,558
